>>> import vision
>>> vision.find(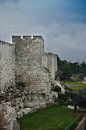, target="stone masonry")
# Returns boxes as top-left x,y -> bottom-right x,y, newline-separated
44,52 -> 58,80
0,41 -> 15,92
0,35 -> 58,92
0,35 -> 58,130
12,36 -> 51,93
